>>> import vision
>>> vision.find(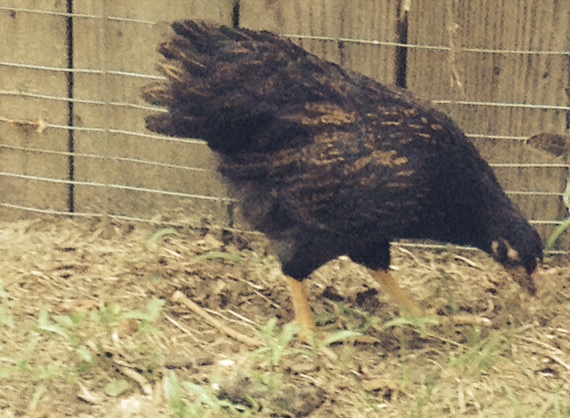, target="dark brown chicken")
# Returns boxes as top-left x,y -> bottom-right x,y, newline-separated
144,21 -> 543,330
